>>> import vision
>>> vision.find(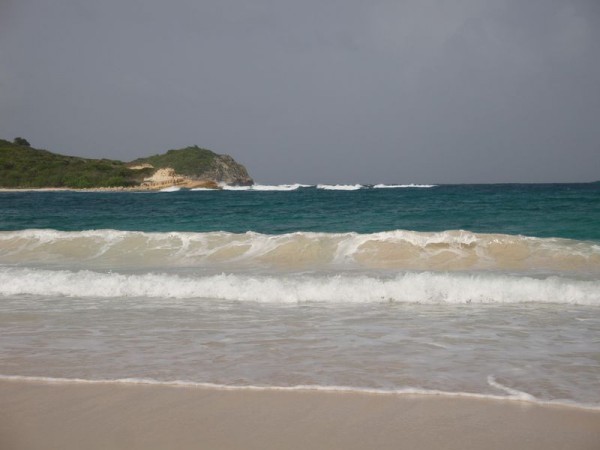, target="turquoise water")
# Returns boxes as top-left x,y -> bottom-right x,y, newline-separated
1,183 -> 599,239
1,183 -> 599,408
